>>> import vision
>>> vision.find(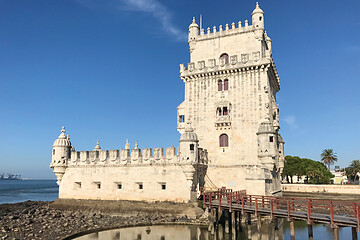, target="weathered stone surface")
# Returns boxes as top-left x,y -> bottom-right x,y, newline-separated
0,200 -> 207,240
